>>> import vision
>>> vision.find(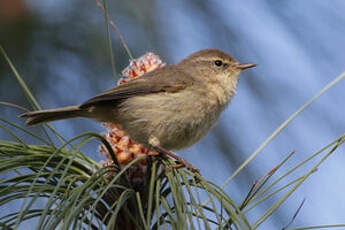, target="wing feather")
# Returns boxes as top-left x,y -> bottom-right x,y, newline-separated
80,65 -> 193,108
